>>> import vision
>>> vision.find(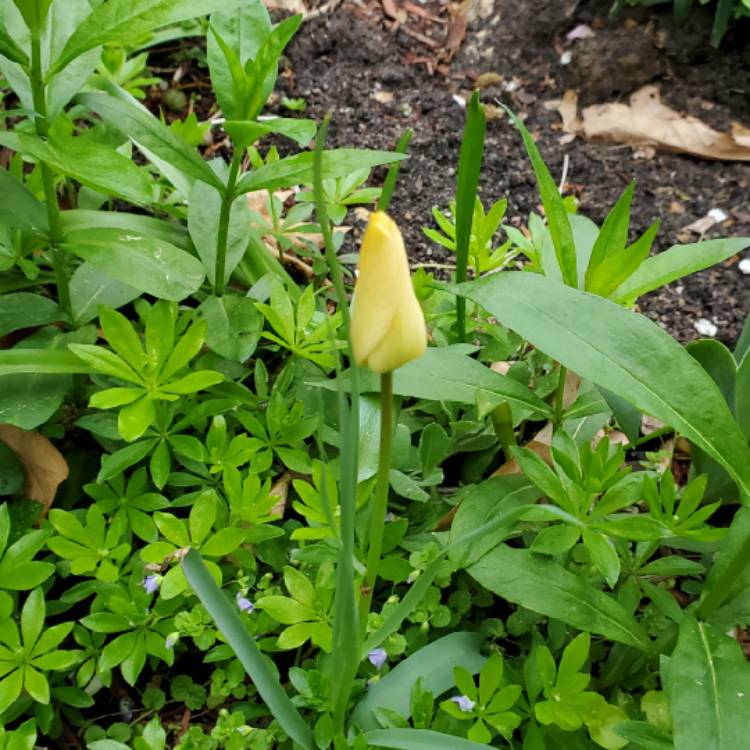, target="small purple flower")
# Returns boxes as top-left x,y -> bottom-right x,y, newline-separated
236,592 -> 254,614
165,633 -> 179,650
450,695 -> 476,712
142,575 -> 160,594
367,648 -> 388,669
